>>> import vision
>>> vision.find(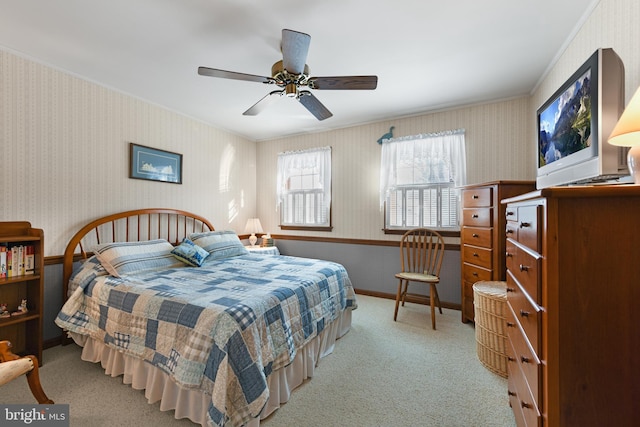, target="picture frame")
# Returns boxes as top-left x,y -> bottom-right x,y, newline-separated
129,143 -> 182,184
